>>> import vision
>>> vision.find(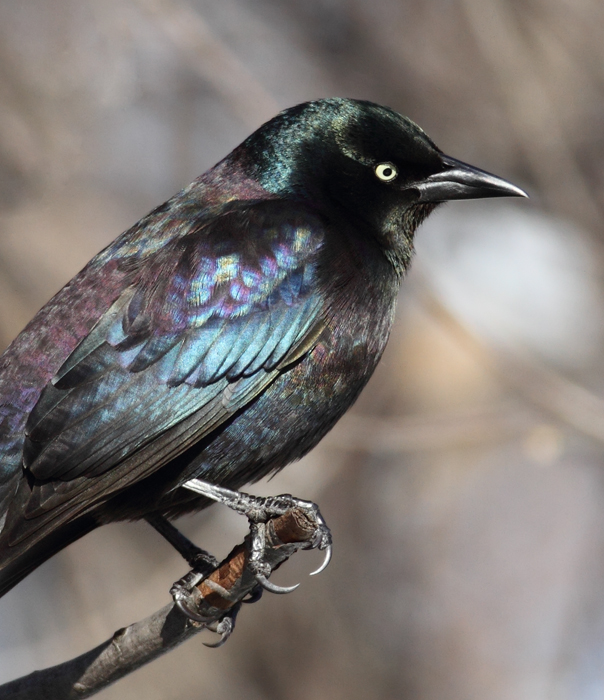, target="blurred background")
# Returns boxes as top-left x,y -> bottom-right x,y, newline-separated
1,0 -> 604,698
